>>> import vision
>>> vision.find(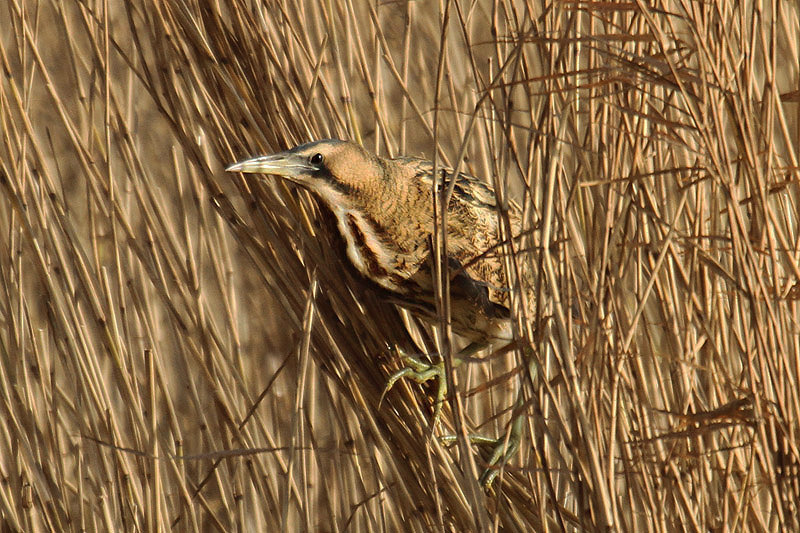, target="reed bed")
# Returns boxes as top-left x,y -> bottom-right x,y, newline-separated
1,0 -> 798,531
